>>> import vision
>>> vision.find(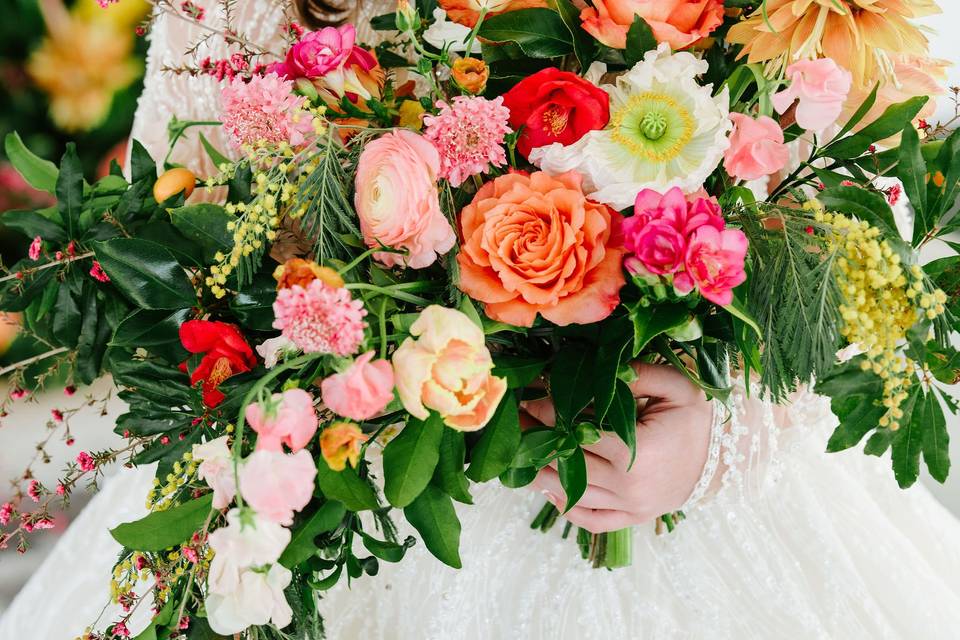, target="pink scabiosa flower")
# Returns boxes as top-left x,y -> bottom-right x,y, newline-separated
76,451 -> 96,472
423,96 -> 511,187
272,280 -> 366,356
28,236 -> 41,261
220,73 -> 315,150
89,261 -> 110,282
